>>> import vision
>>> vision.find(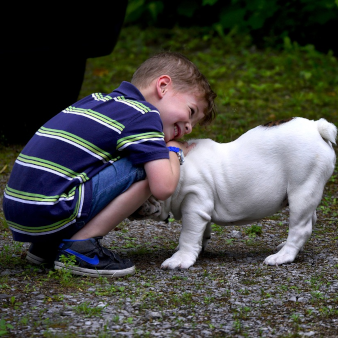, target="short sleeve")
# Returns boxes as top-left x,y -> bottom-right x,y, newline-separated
117,111 -> 169,165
